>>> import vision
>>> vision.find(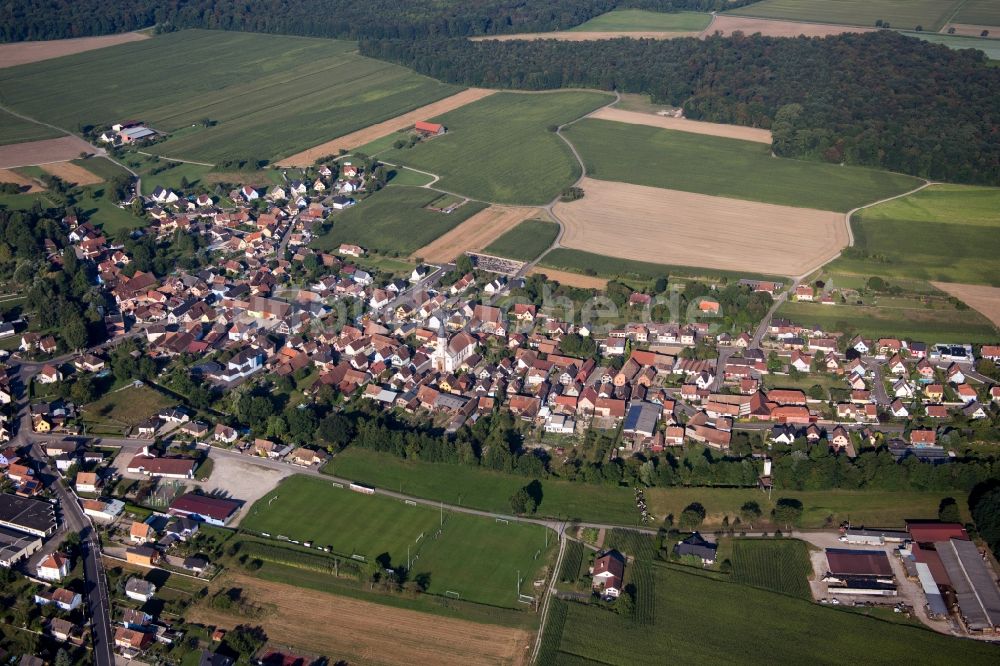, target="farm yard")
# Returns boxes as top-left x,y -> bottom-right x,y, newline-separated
564,119 -> 921,212
413,205 -> 544,263
592,107 -> 772,143
377,91 -> 613,205
313,186 -> 487,256
729,539 -> 812,599
242,475 -> 555,608
0,30 -> 460,164
554,178 -> 847,277
726,0 -> 965,31
0,31 -> 148,68
484,218 -> 560,262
